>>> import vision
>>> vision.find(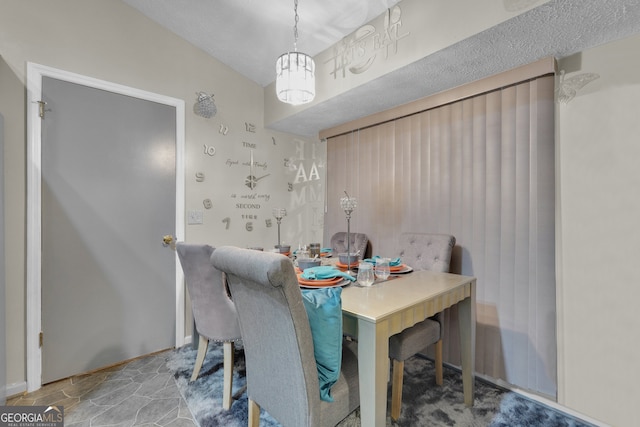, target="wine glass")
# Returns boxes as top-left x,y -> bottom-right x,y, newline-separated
356,262 -> 375,287
375,257 -> 390,281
